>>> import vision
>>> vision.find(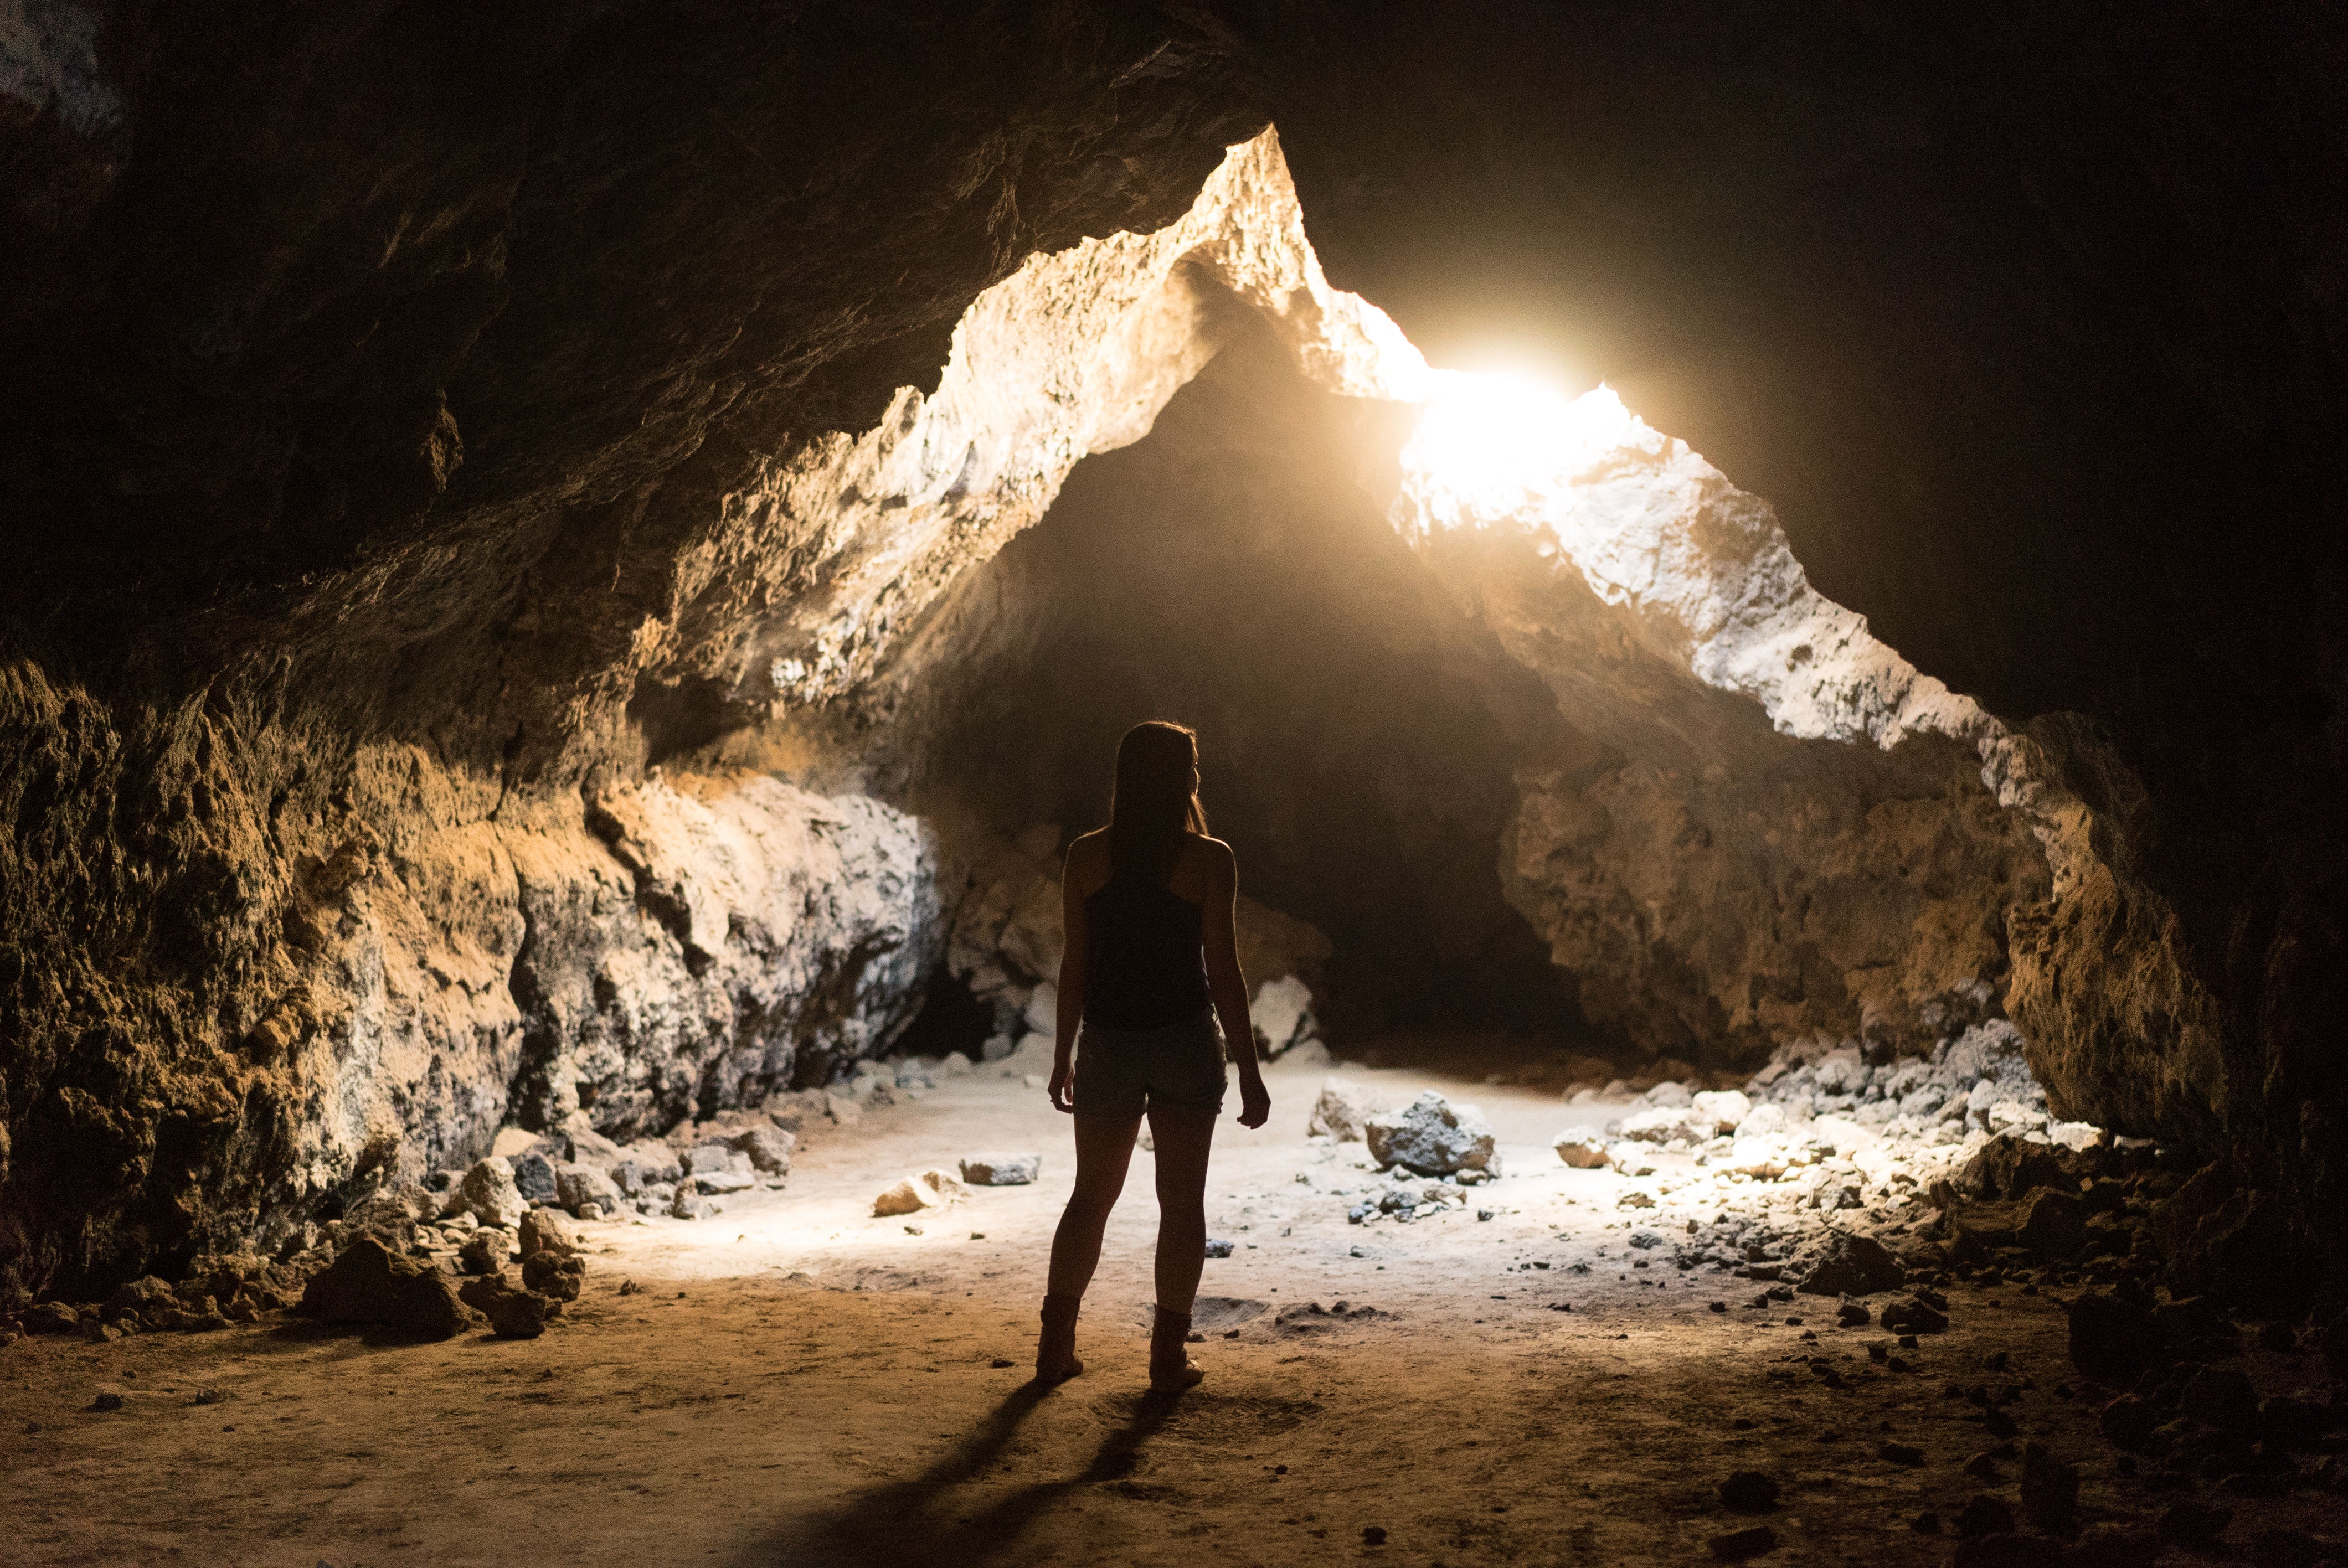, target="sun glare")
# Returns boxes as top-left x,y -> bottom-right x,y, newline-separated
1397,372 -> 1645,530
